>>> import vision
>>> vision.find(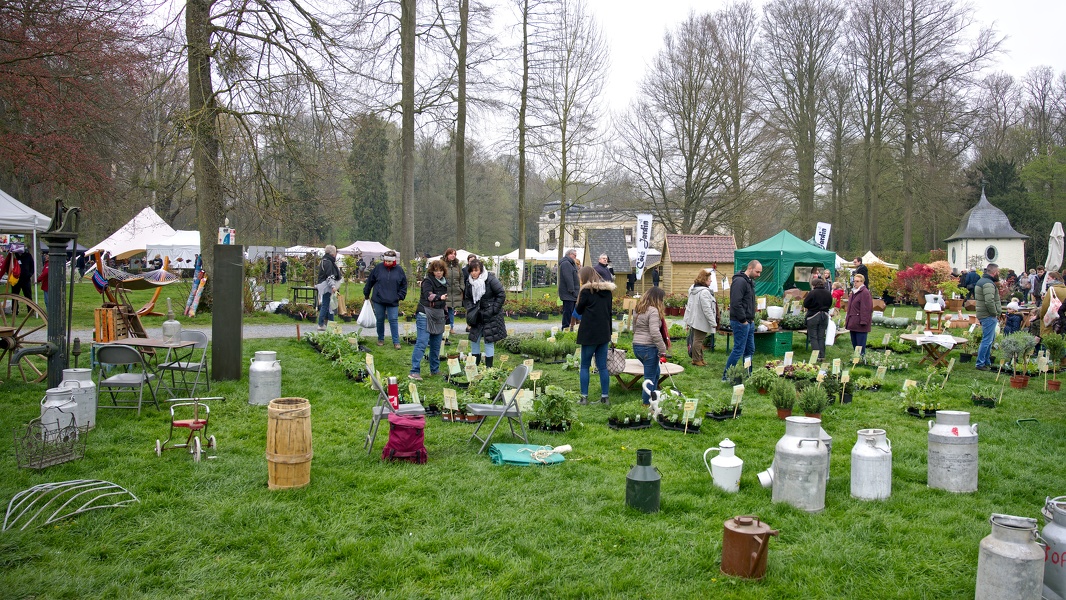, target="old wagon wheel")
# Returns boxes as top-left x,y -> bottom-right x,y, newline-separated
0,294 -> 49,383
